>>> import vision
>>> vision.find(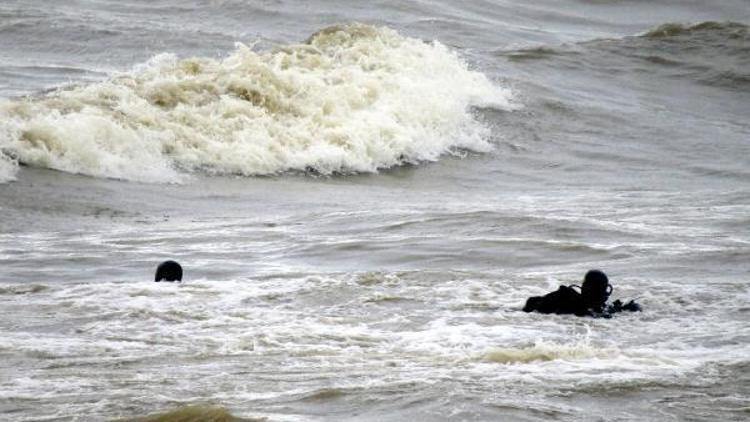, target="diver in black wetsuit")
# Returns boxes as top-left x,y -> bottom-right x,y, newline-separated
155,260 -> 182,282
523,270 -> 641,318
